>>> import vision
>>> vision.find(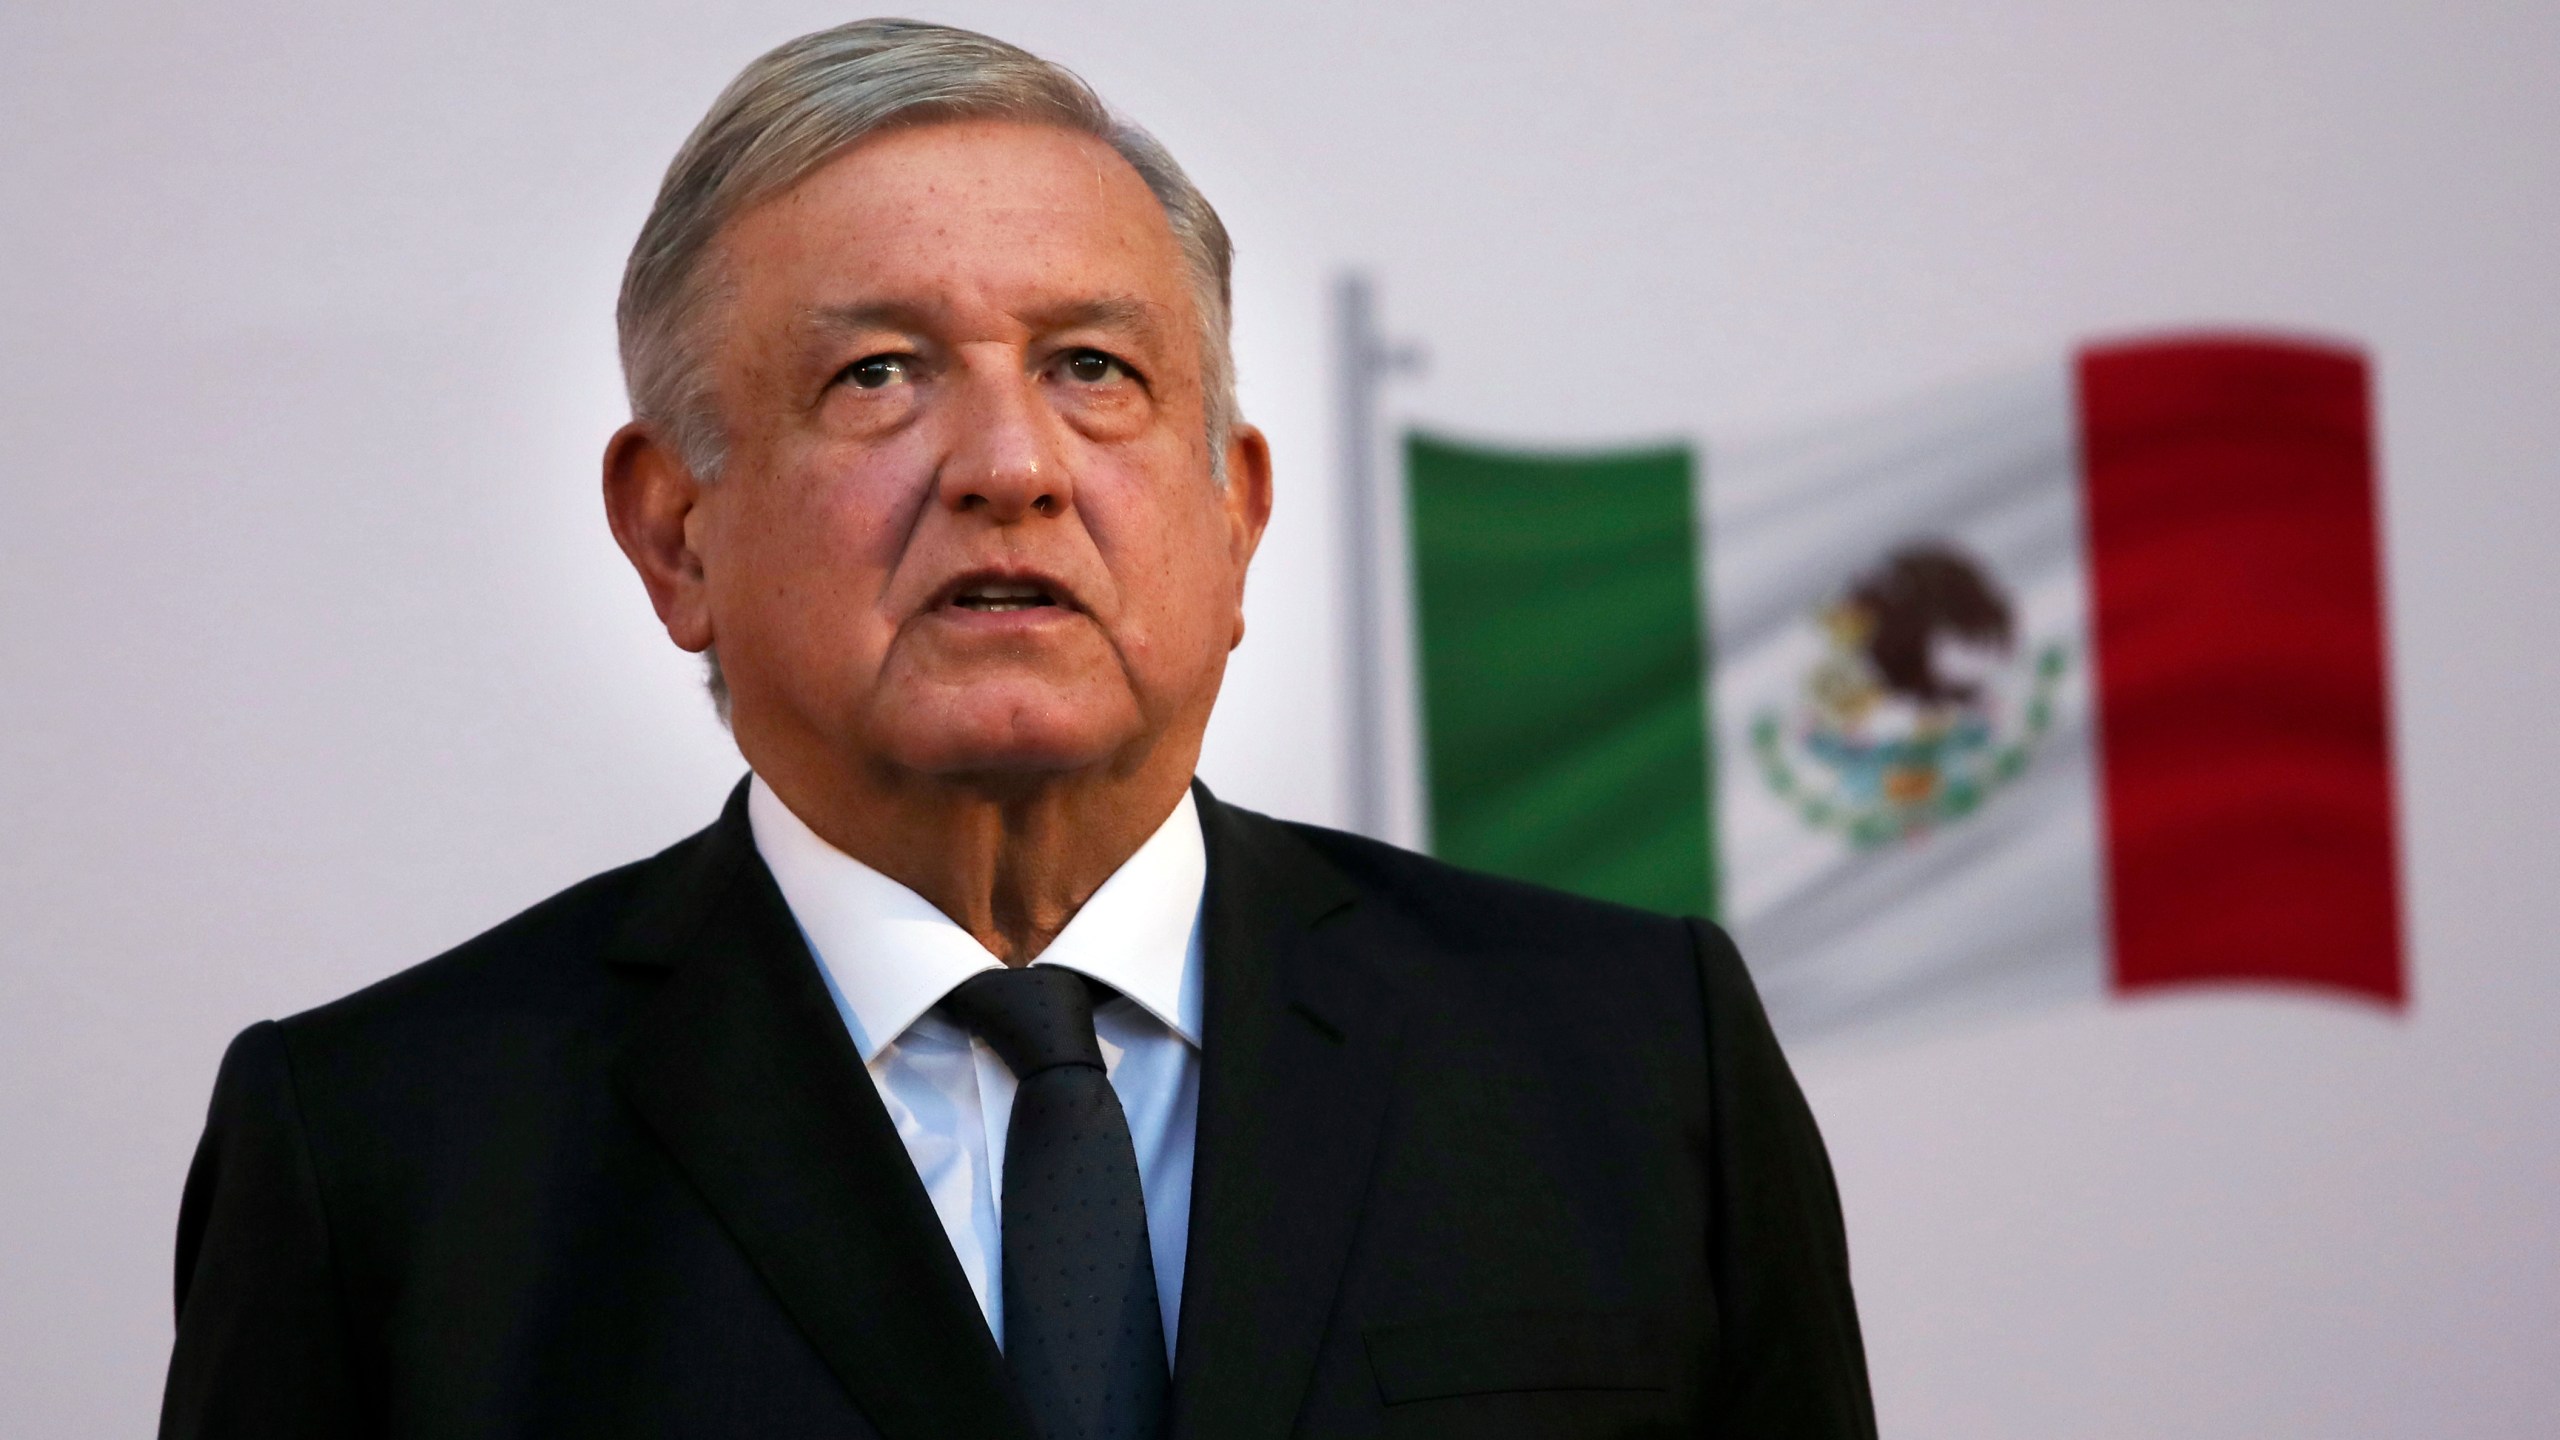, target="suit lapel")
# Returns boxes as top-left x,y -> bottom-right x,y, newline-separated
608,784 -> 1034,1440
1172,789 -> 1410,1440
